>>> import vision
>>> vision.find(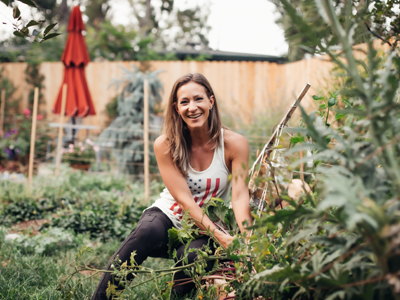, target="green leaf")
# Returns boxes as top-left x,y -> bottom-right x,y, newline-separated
342,98 -> 351,107
328,97 -> 337,107
43,32 -> 60,40
13,6 -> 21,19
44,23 -> 57,36
313,95 -> 324,100
0,0 -> 10,6
319,104 -> 327,109
13,30 -> 24,38
20,27 -> 29,35
26,20 -> 40,27
335,113 -> 346,120
290,136 -> 305,144
17,0 -> 37,7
